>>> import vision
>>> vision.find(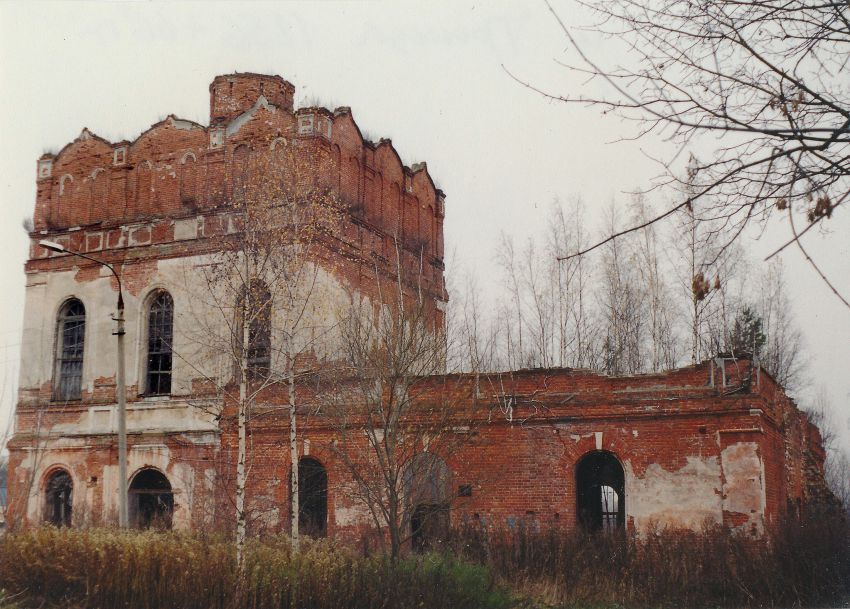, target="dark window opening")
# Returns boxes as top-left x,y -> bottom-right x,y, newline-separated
405,453 -> 451,552
239,281 -> 271,380
55,299 -> 85,401
129,469 -> 173,530
576,451 -> 625,532
45,470 -> 73,527
298,457 -> 328,537
146,291 -> 173,396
